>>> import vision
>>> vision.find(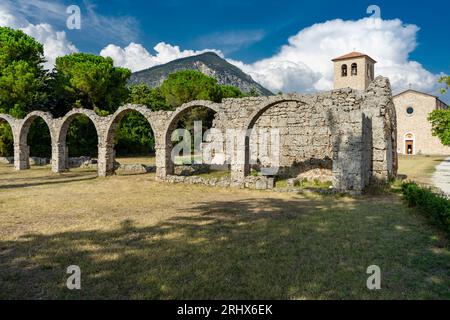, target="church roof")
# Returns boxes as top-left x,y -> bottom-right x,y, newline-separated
332,51 -> 377,63
393,89 -> 448,108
